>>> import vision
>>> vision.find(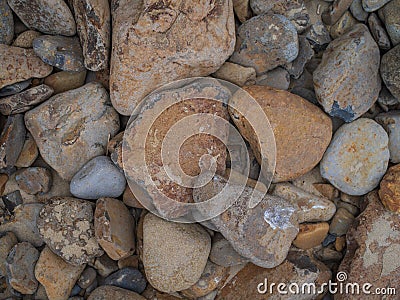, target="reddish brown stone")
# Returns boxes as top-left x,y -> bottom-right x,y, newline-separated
378,164 -> 400,213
